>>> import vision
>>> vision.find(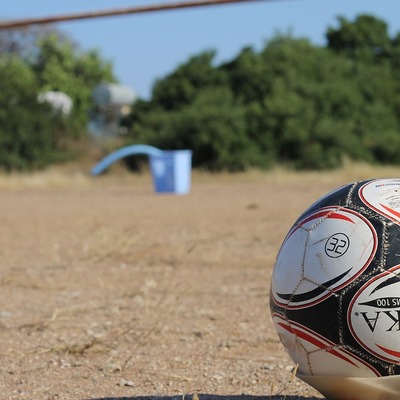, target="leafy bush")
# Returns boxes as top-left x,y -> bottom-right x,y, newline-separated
0,28 -> 116,171
0,56 -> 76,170
132,87 -> 271,171
126,15 -> 400,171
